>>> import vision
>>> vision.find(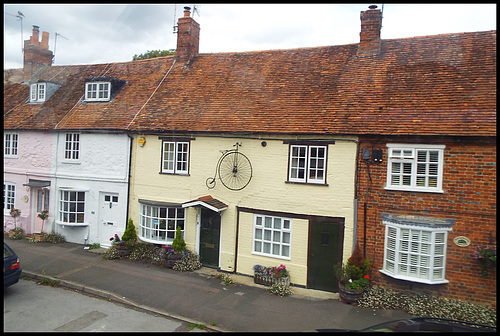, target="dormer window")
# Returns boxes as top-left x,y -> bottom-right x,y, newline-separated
29,81 -> 61,104
30,83 -> 46,103
85,81 -> 111,101
84,77 -> 127,102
